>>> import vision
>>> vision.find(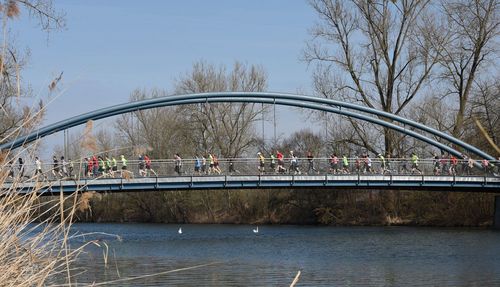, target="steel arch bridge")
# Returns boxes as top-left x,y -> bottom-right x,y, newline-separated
0,92 -> 496,161
2,92 -> 499,194
5,174 -> 498,195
